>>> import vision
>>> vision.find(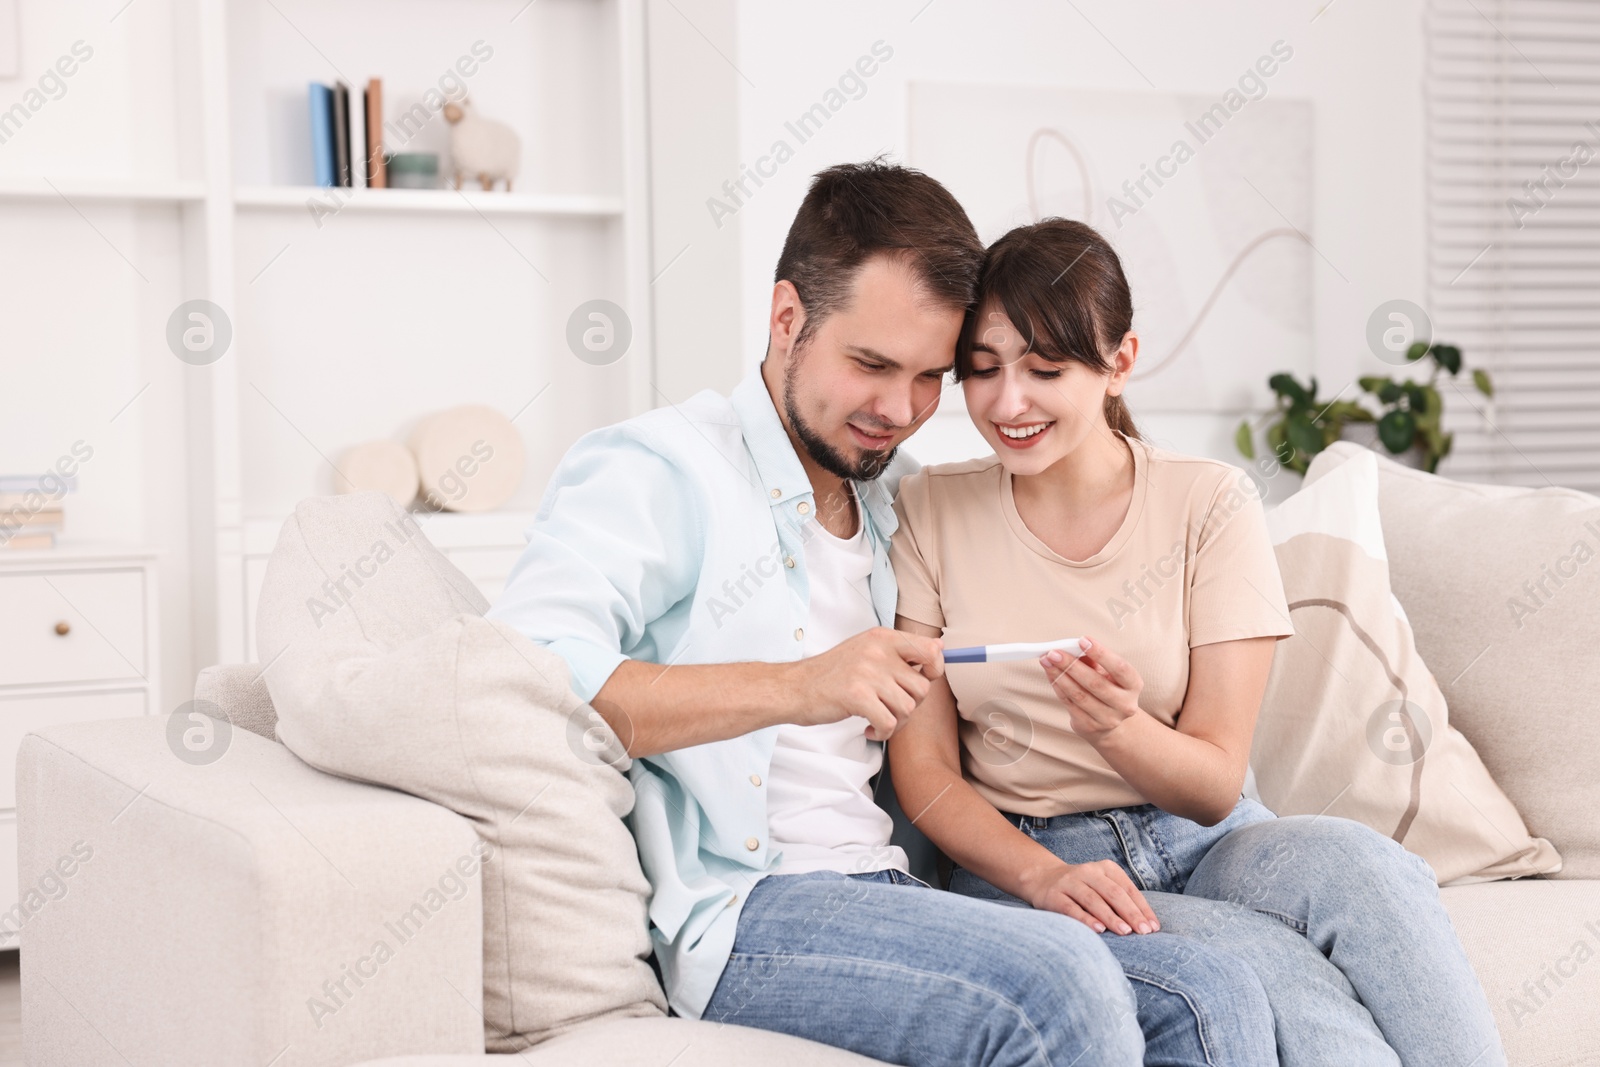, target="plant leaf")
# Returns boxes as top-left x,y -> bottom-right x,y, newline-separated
1432,344 -> 1462,375
1286,412 -> 1324,463
1378,409 -> 1416,453
1235,420 -> 1255,460
1473,368 -> 1494,397
1406,341 -> 1429,364
1268,373 -> 1311,407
